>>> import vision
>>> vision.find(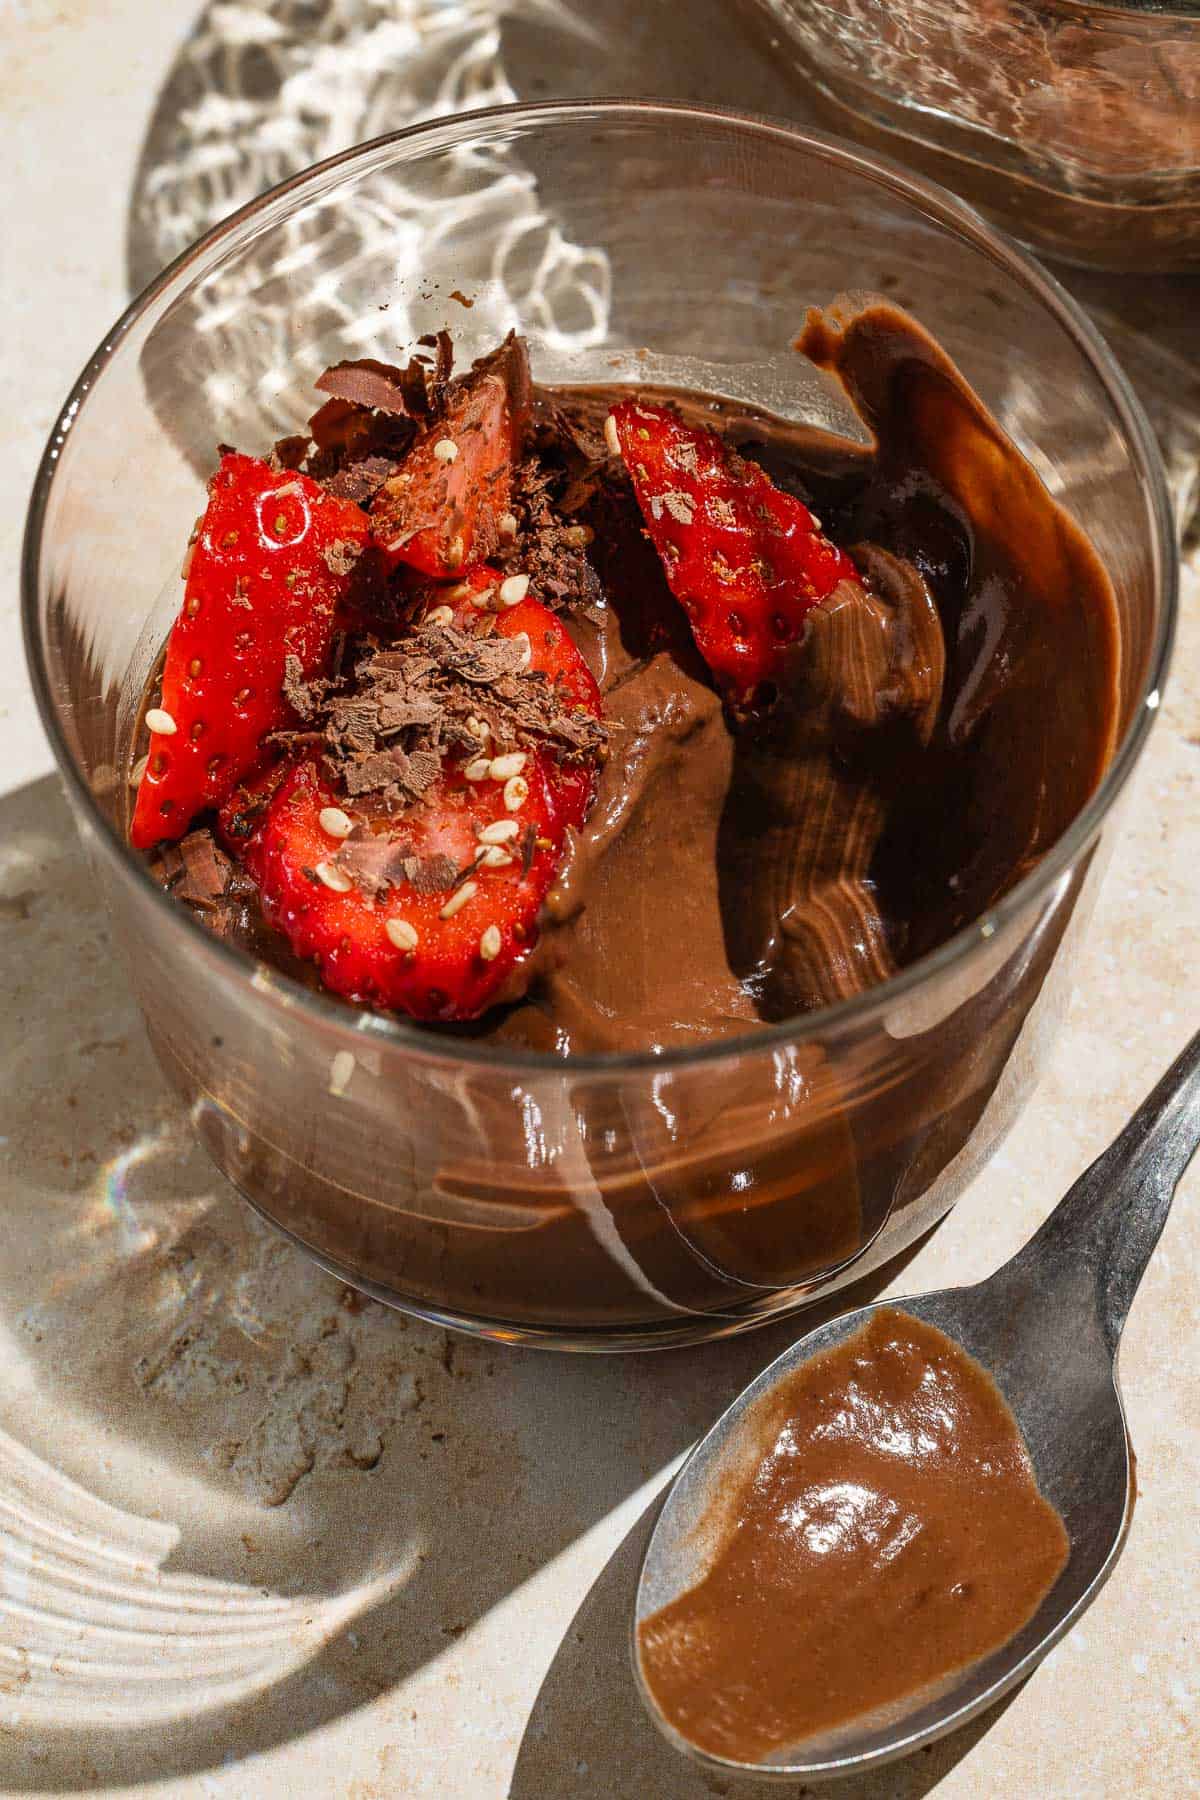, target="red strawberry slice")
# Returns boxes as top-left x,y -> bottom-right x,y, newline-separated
244,757 -> 564,1019
370,339 -> 529,578
413,564 -> 604,831
131,454 -> 374,849
610,399 -> 858,708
